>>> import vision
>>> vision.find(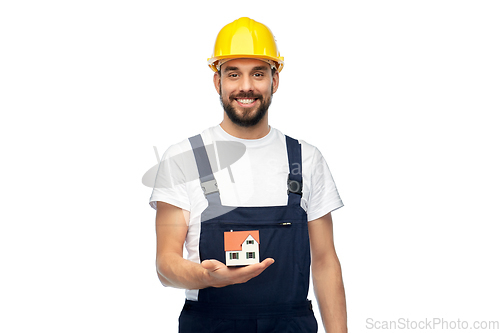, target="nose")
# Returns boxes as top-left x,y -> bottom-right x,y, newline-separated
238,74 -> 254,92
